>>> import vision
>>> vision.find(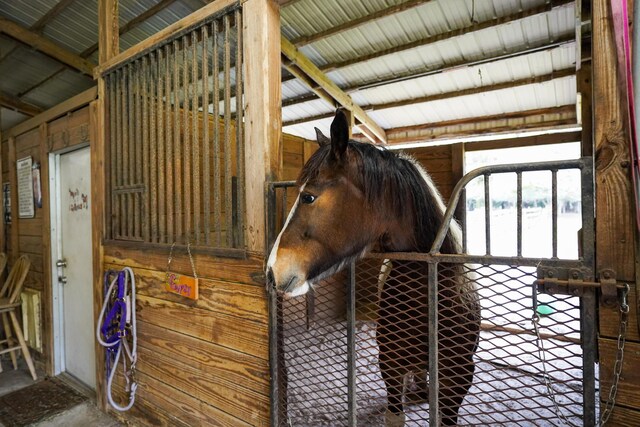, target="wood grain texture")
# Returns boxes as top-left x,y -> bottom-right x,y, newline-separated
8,137 -> 18,263
38,123 -> 53,373
599,338 -> 640,410
600,284 -> 639,342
